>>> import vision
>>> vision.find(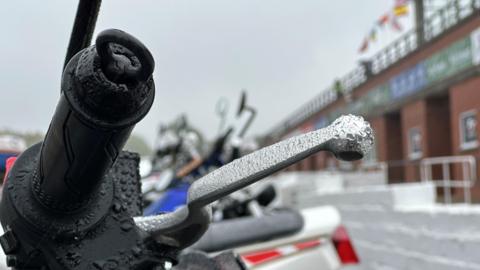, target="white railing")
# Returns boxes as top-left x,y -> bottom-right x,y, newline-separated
331,156 -> 476,204
420,155 -> 476,204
